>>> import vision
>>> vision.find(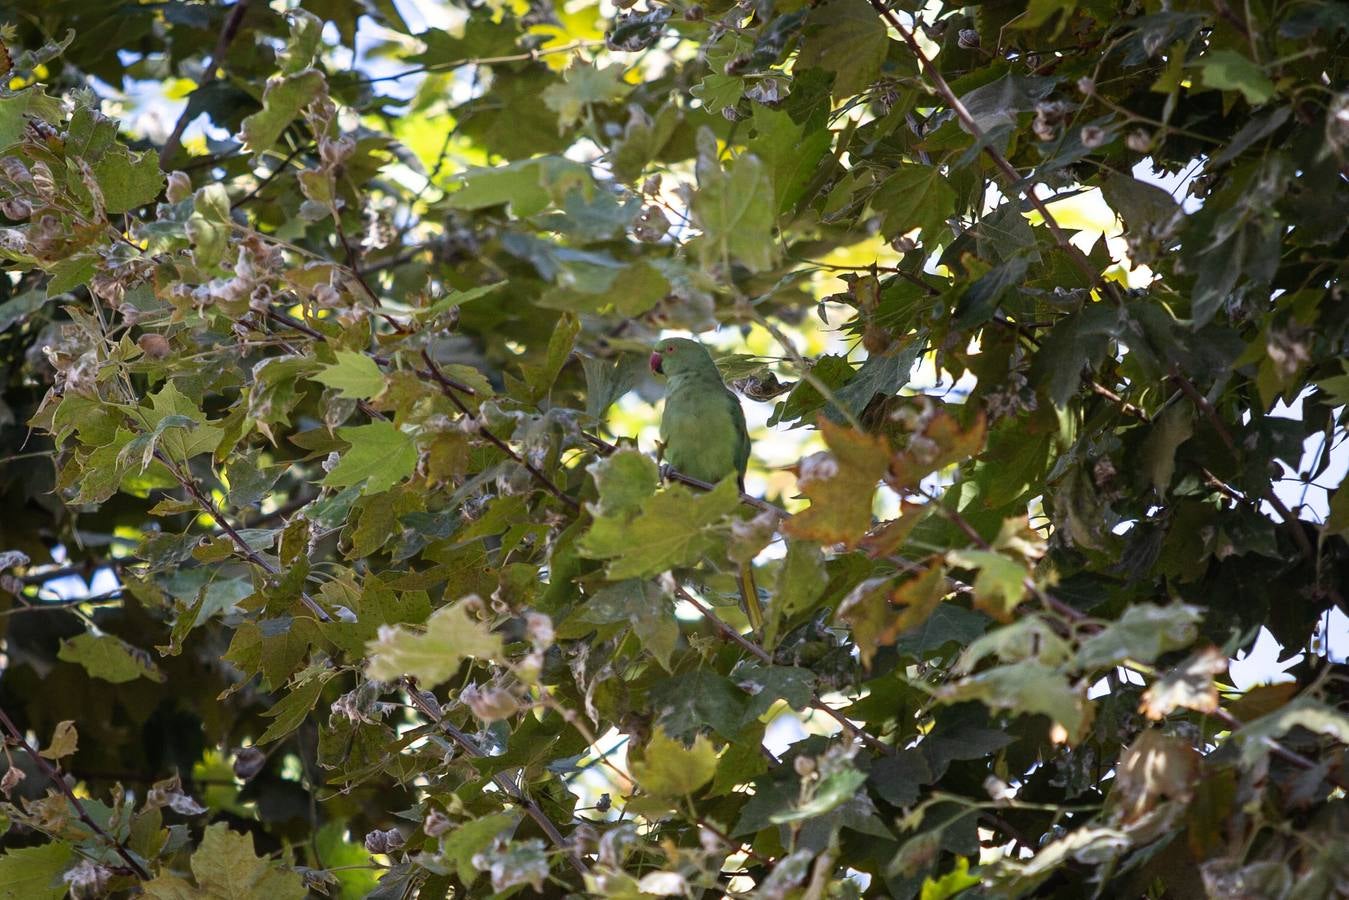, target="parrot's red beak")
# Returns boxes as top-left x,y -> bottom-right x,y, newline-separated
650,351 -> 663,374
